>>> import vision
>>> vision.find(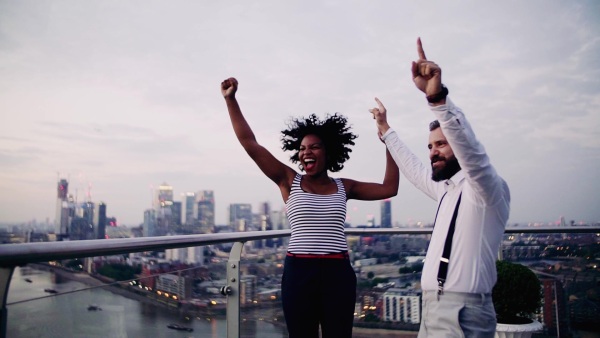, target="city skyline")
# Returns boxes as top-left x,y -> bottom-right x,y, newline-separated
4,177 -> 595,228
1,1 -> 599,226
